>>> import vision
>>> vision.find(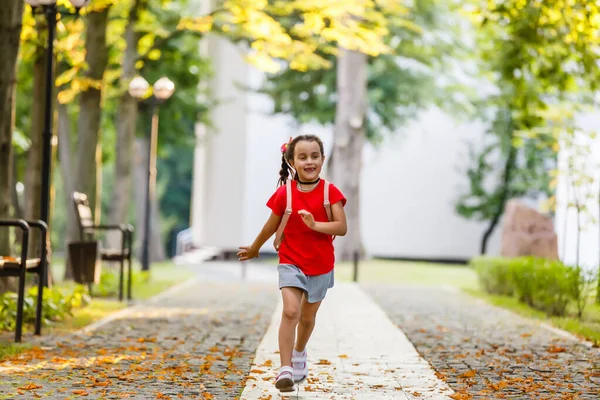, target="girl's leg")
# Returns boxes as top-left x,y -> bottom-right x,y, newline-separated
279,287 -> 303,367
294,294 -> 322,352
